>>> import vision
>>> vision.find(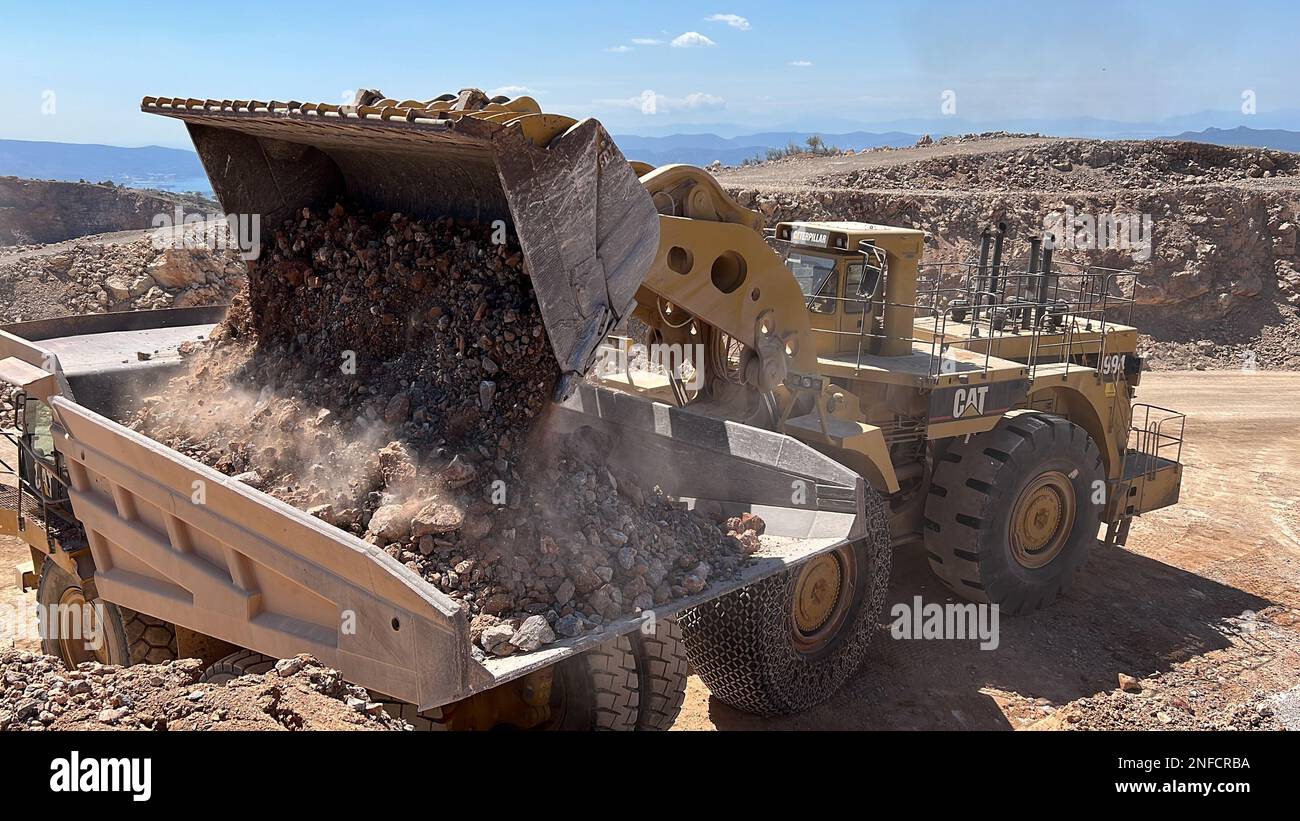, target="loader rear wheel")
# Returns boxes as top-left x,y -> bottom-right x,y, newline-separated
678,492 -> 892,716
924,412 -> 1104,614
36,560 -> 177,668
547,634 -> 641,730
198,650 -> 278,684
